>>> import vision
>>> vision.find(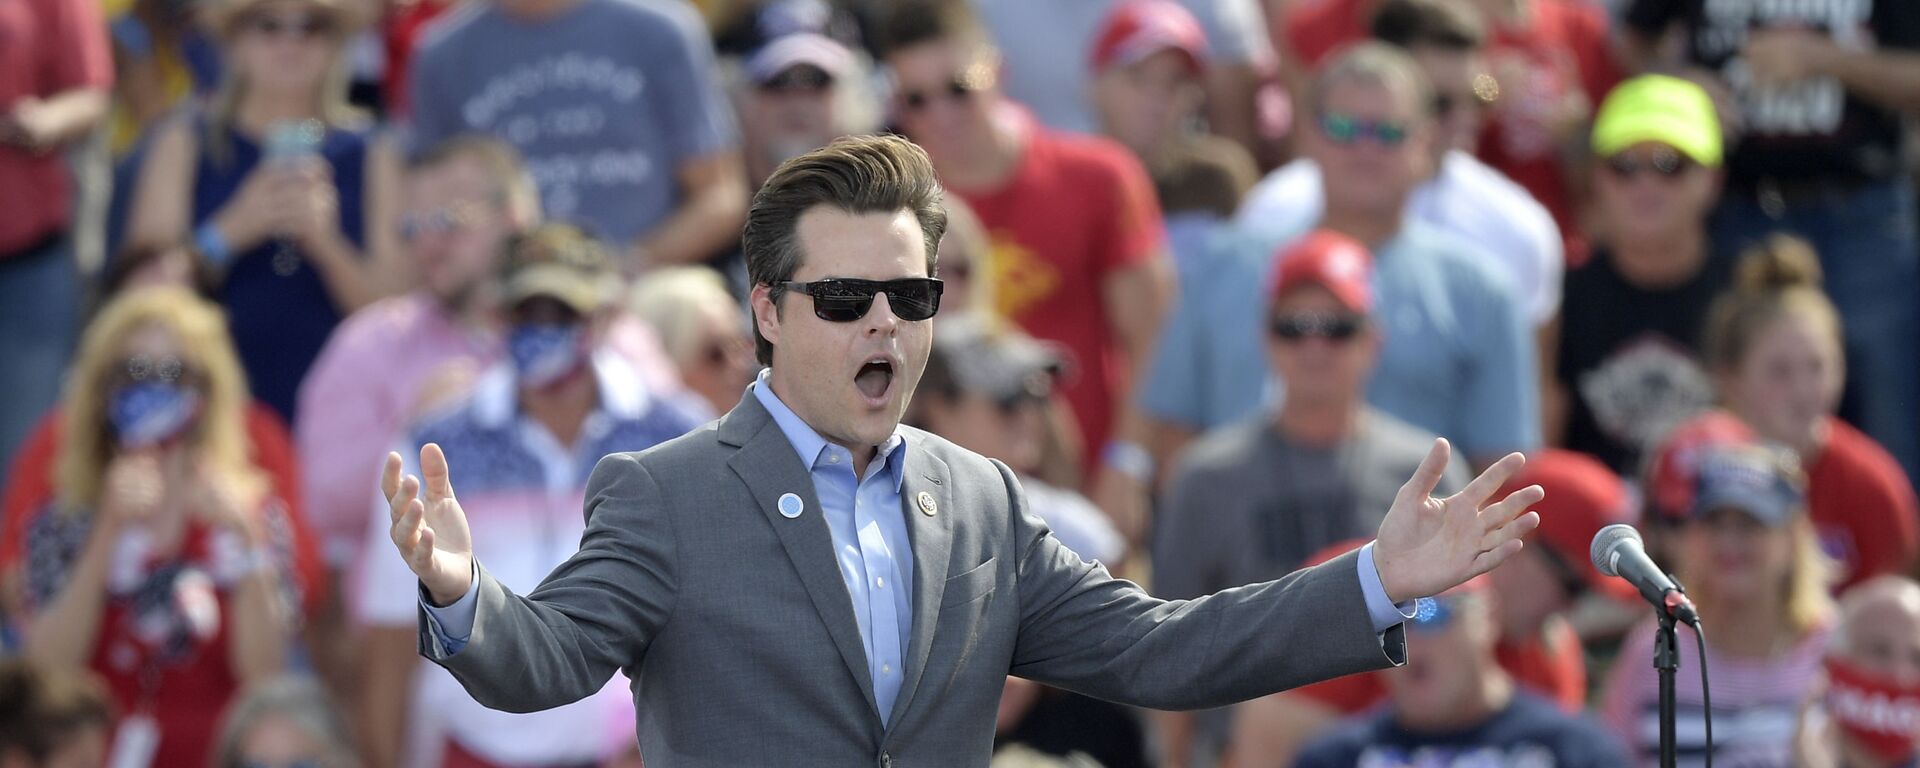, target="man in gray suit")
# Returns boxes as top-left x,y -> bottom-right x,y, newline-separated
379,135 -> 1546,766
